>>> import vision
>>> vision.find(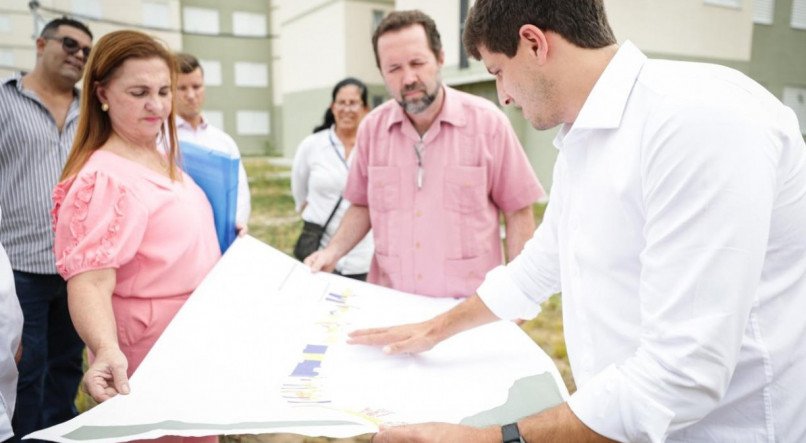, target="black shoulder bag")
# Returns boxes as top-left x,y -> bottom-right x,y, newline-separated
293,196 -> 342,261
